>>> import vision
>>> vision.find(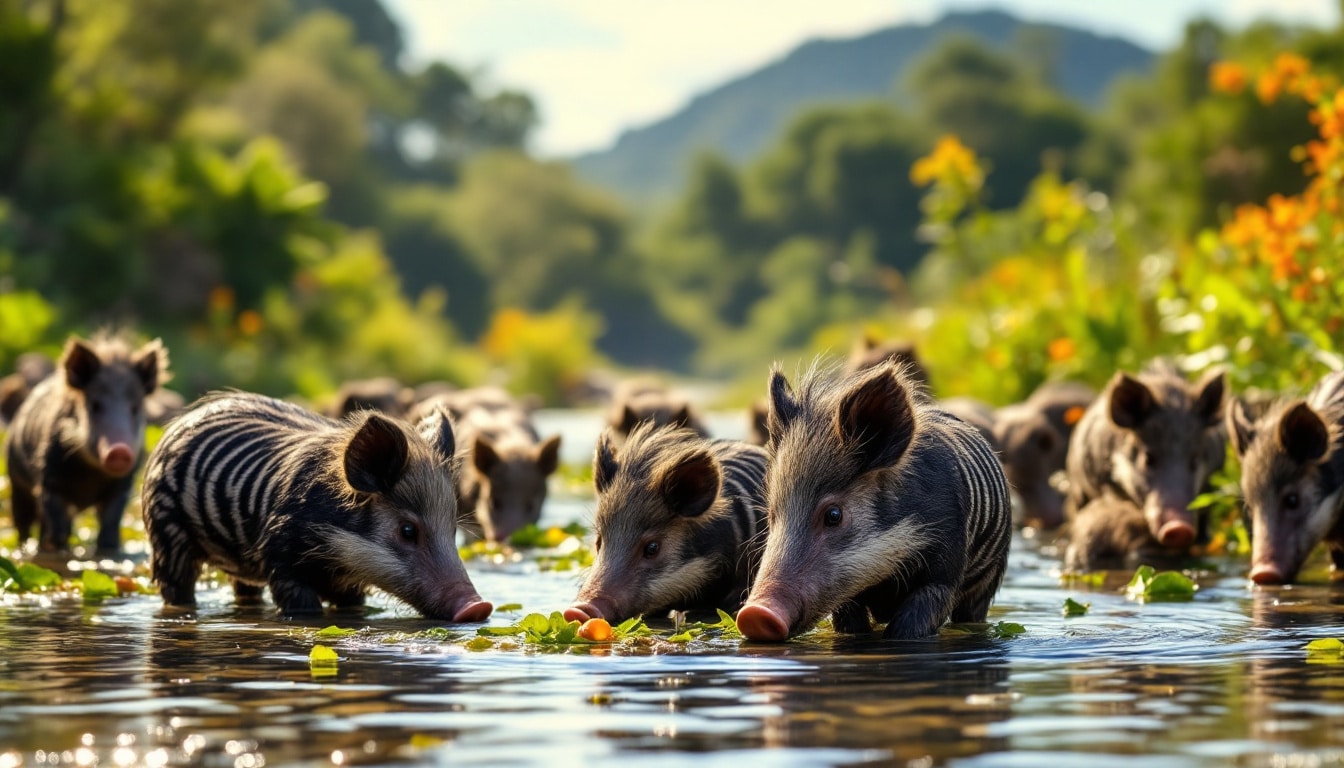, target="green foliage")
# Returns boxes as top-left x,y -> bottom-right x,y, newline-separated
1062,598 -> 1091,617
0,556 -> 61,593
1125,565 -> 1197,601
80,569 -> 118,602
